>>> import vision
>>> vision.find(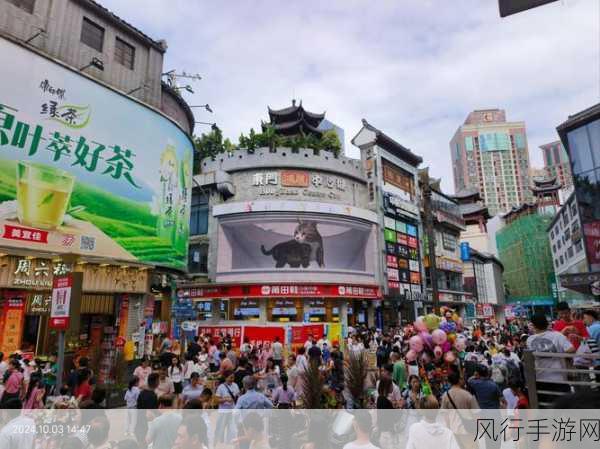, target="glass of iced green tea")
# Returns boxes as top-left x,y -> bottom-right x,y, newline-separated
16,161 -> 75,230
